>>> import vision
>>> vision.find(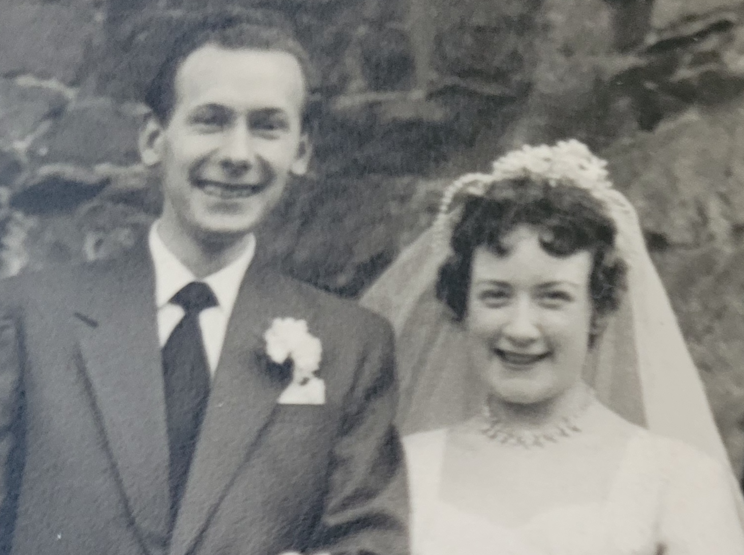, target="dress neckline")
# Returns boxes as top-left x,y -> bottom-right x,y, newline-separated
432,426 -> 649,530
